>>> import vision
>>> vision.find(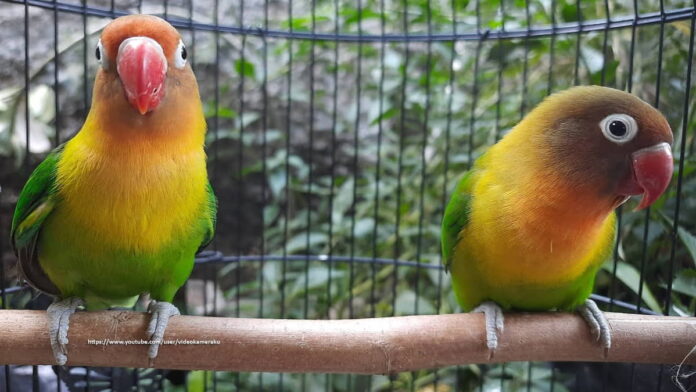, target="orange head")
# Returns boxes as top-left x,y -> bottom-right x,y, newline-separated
94,15 -> 196,117
531,86 -> 674,211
